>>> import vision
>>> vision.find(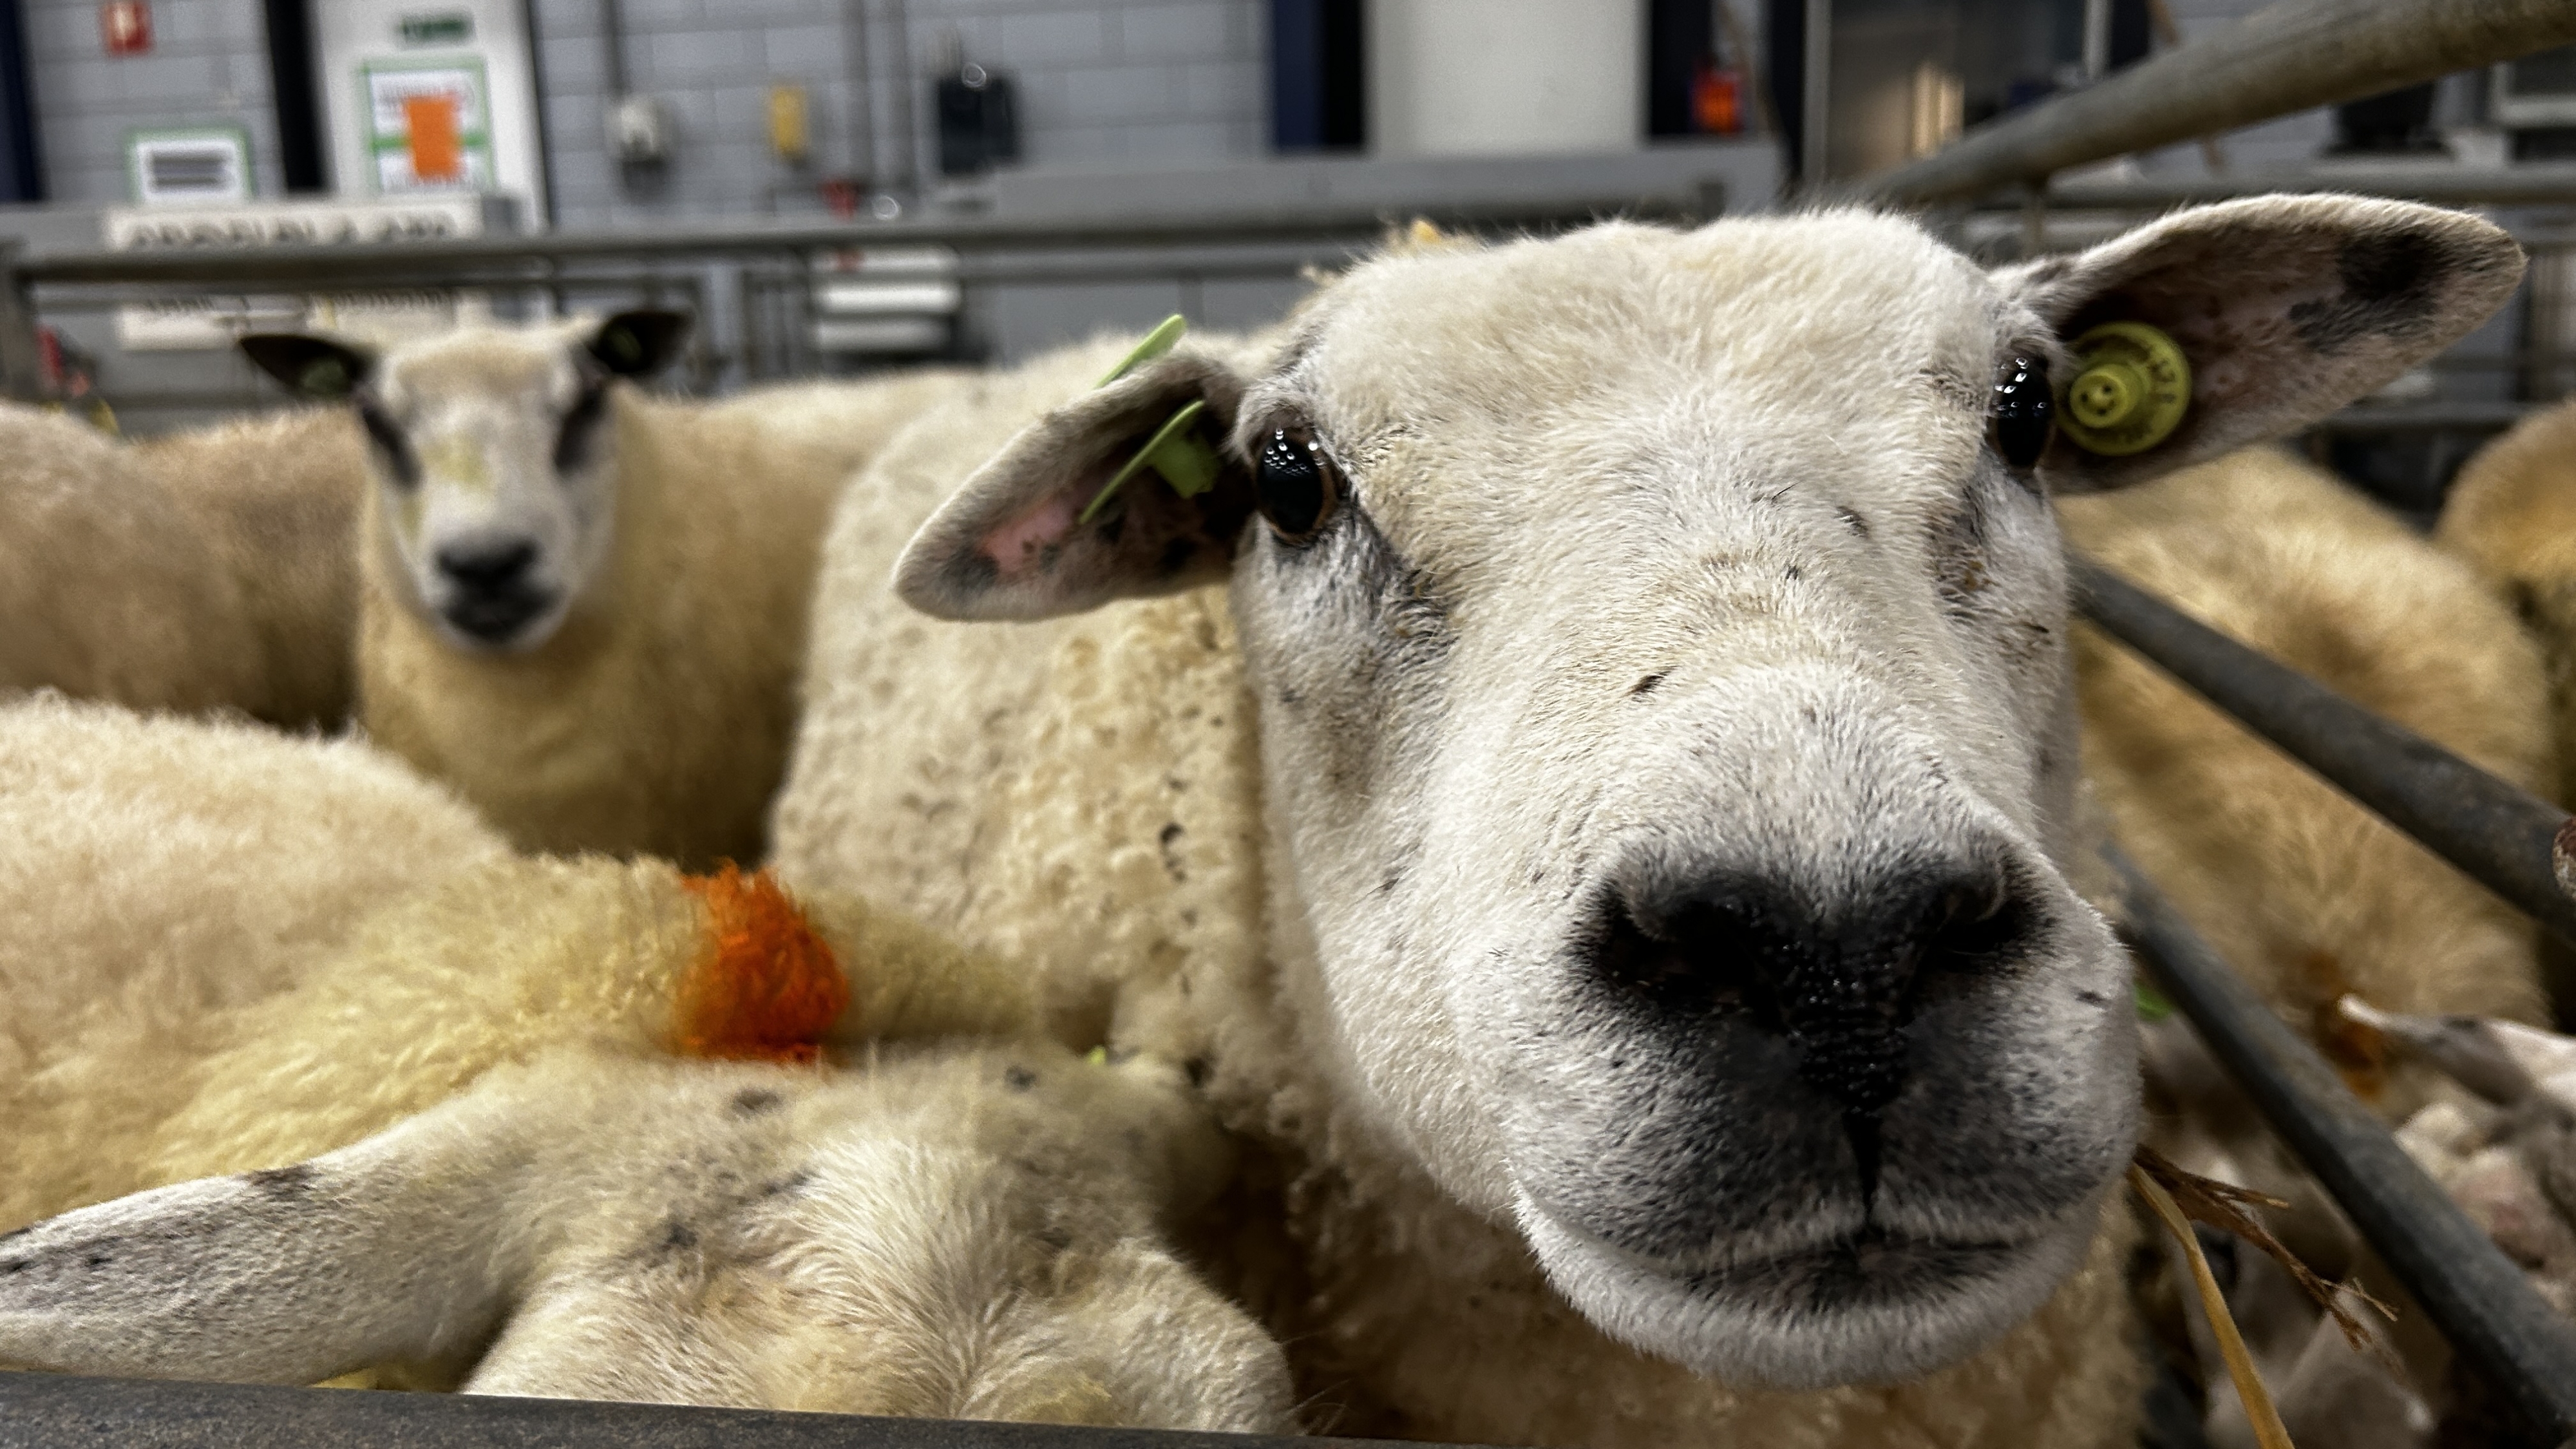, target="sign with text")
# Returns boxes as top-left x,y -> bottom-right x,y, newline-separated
101,196 -> 500,350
